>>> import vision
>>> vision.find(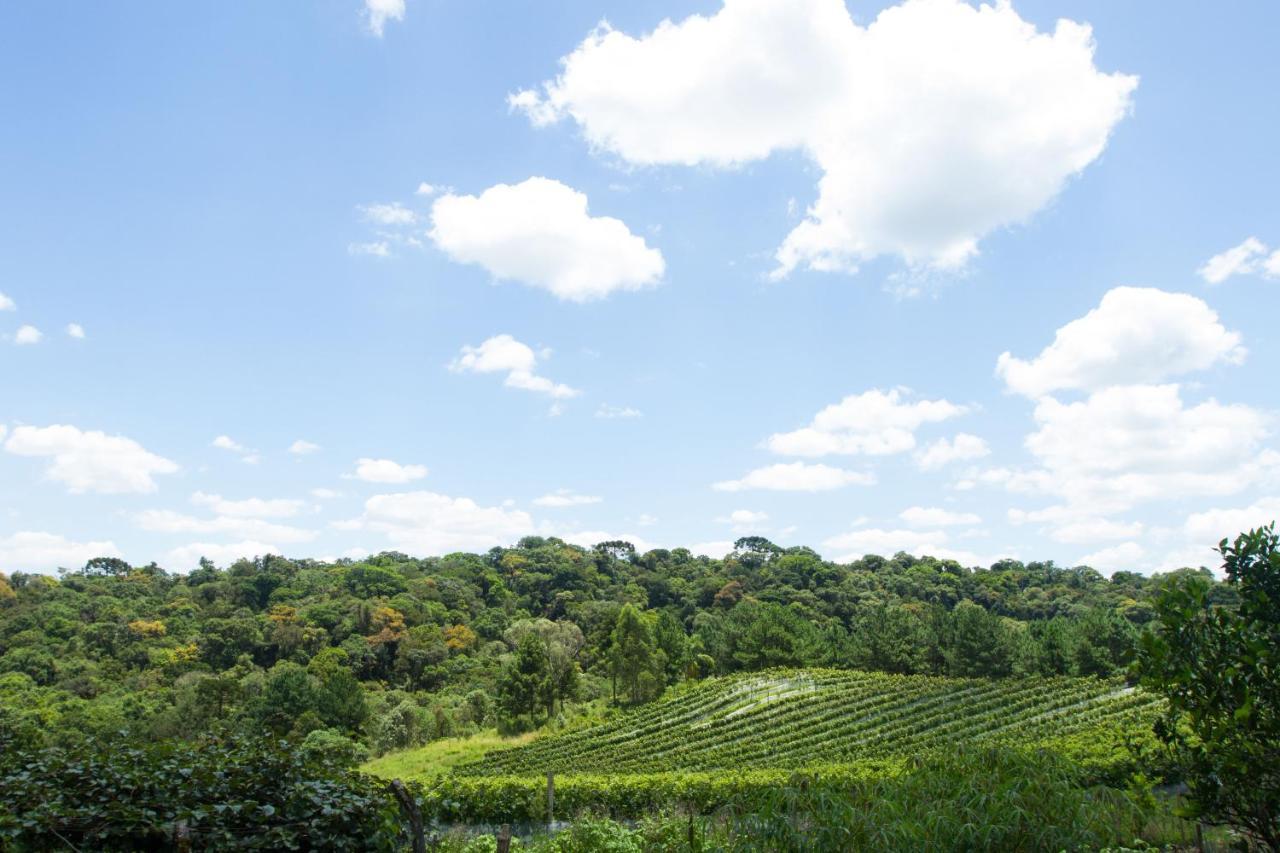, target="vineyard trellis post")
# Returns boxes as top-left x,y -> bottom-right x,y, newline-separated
496,824 -> 511,853
547,772 -> 556,828
390,778 -> 425,853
